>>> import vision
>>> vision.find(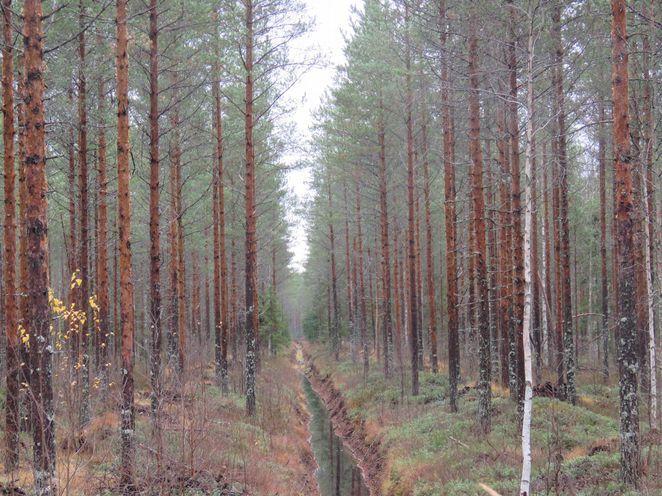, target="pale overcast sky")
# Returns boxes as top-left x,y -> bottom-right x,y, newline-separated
284,0 -> 361,272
